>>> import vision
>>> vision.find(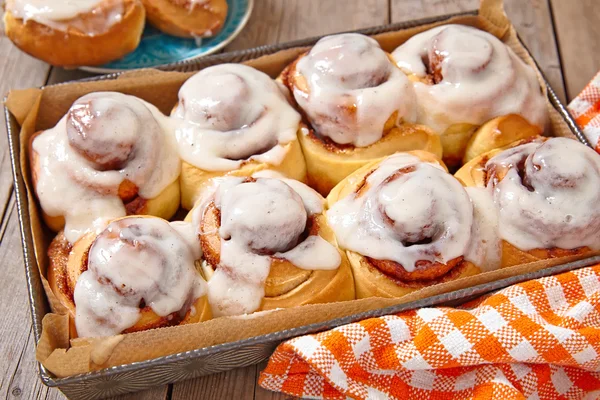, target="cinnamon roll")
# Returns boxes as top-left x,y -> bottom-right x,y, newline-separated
187,176 -> 355,317
4,0 -> 145,67
30,92 -> 181,244
392,24 -> 547,166
455,137 -> 600,267
279,33 -> 442,195
327,151 -> 495,299
141,0 -> 227,38
47,216 -> 211,338
172,64 -> 307,210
